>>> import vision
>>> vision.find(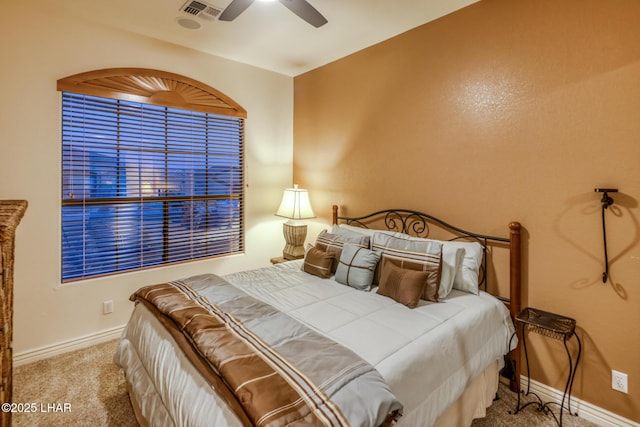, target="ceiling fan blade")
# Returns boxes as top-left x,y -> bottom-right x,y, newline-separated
278,0 -> 327,27
219,0 -> 255,21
